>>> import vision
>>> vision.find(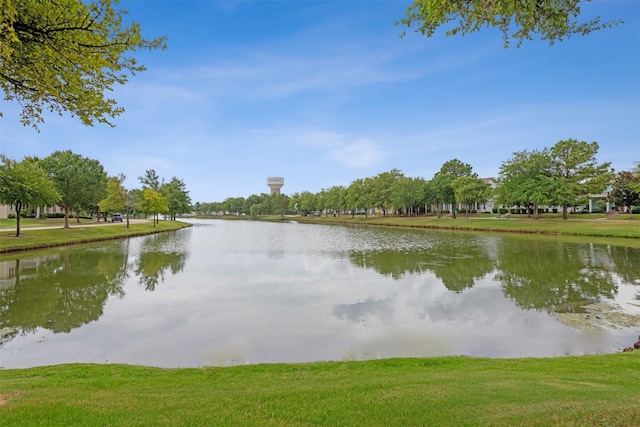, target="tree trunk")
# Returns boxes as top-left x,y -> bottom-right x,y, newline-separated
562,205 -> 569,220
64,206 -> 70,228
15,201 -> 22,237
